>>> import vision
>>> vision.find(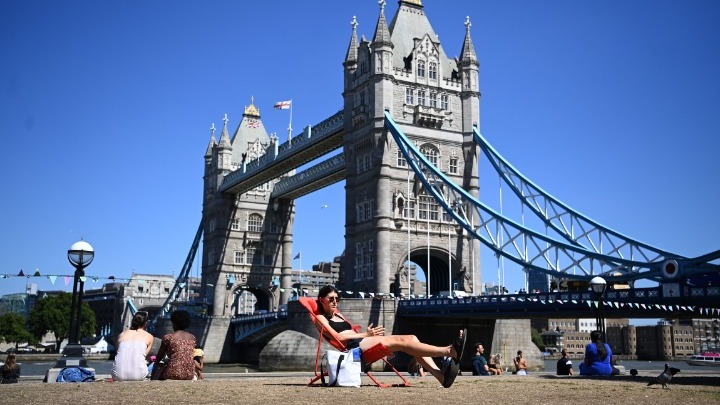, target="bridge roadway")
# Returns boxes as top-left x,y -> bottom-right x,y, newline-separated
398,286 -> 720,319
219,111 -> 345,197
